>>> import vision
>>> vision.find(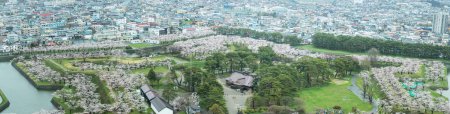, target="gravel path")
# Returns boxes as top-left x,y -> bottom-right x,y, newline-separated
217,79 -> 251,114
348,75 -> 378,113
